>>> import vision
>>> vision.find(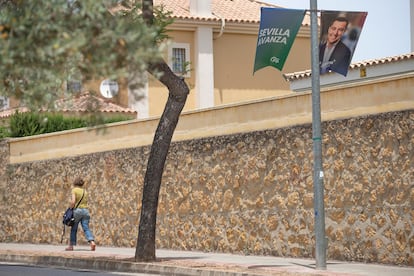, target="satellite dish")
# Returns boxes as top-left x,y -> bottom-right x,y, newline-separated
100,79 -> 119,98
